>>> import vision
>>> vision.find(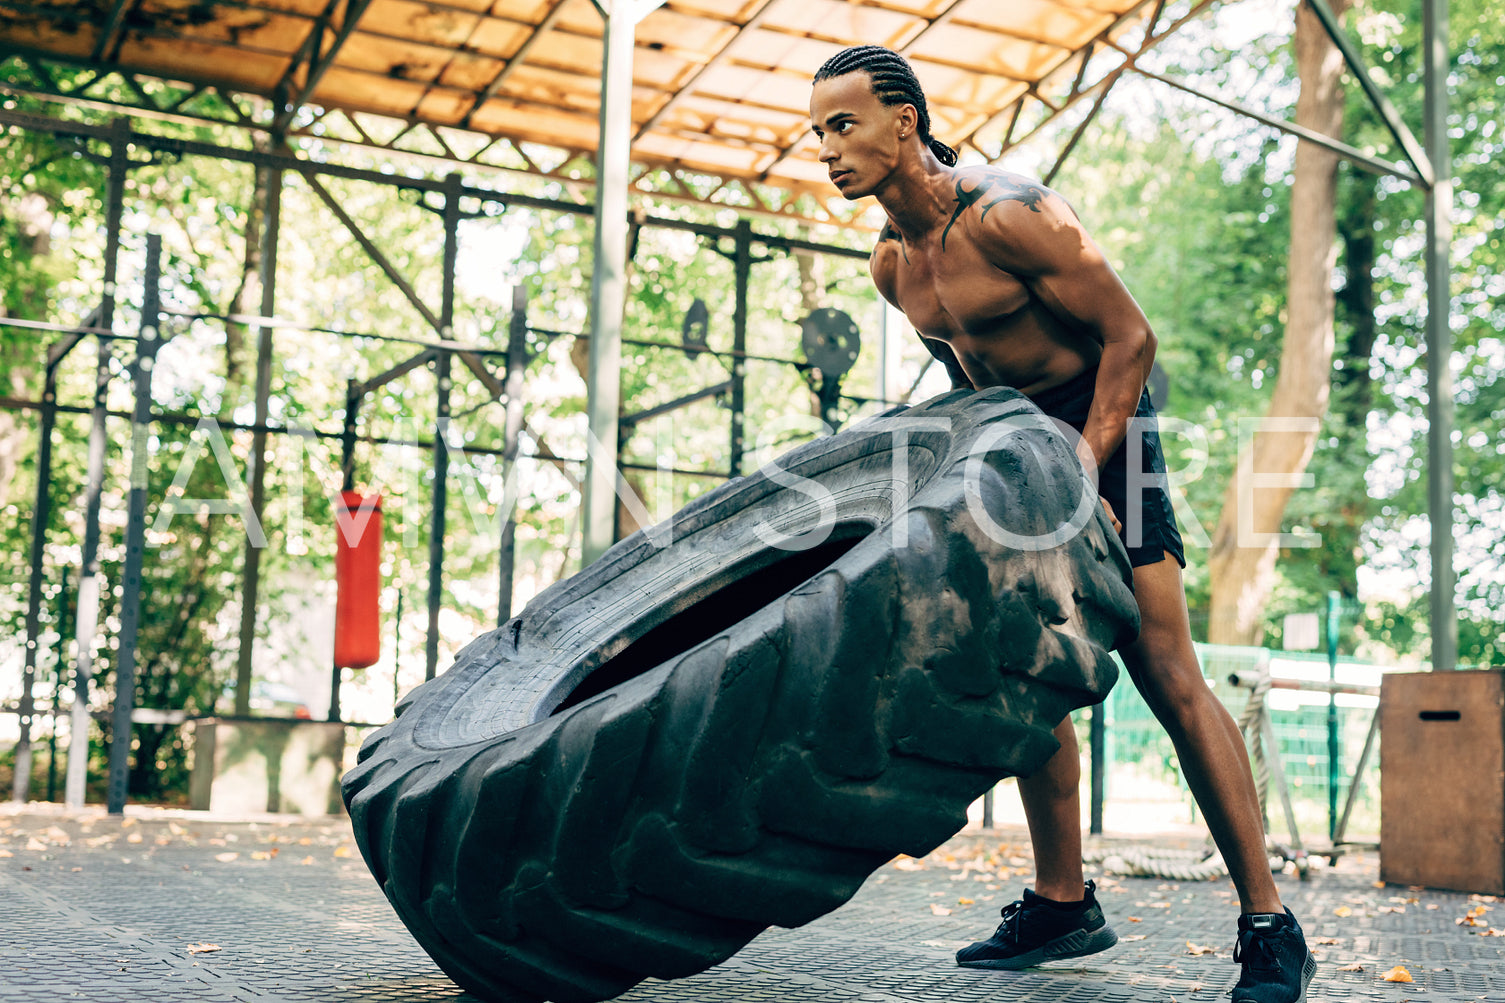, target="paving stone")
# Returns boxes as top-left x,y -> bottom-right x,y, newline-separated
2,807 -> 1503,1002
